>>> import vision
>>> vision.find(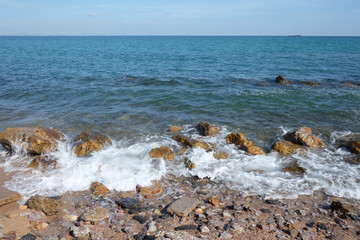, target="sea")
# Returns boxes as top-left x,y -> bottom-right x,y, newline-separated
0,36 -> 359,200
